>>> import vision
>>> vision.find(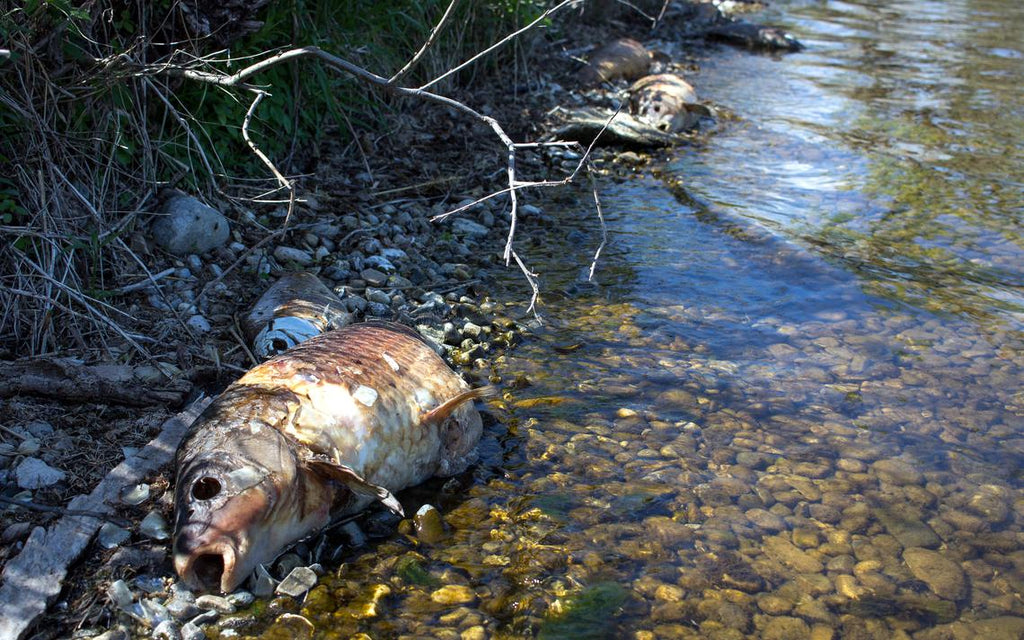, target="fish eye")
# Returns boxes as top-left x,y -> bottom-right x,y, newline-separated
192,476 -> 222,500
